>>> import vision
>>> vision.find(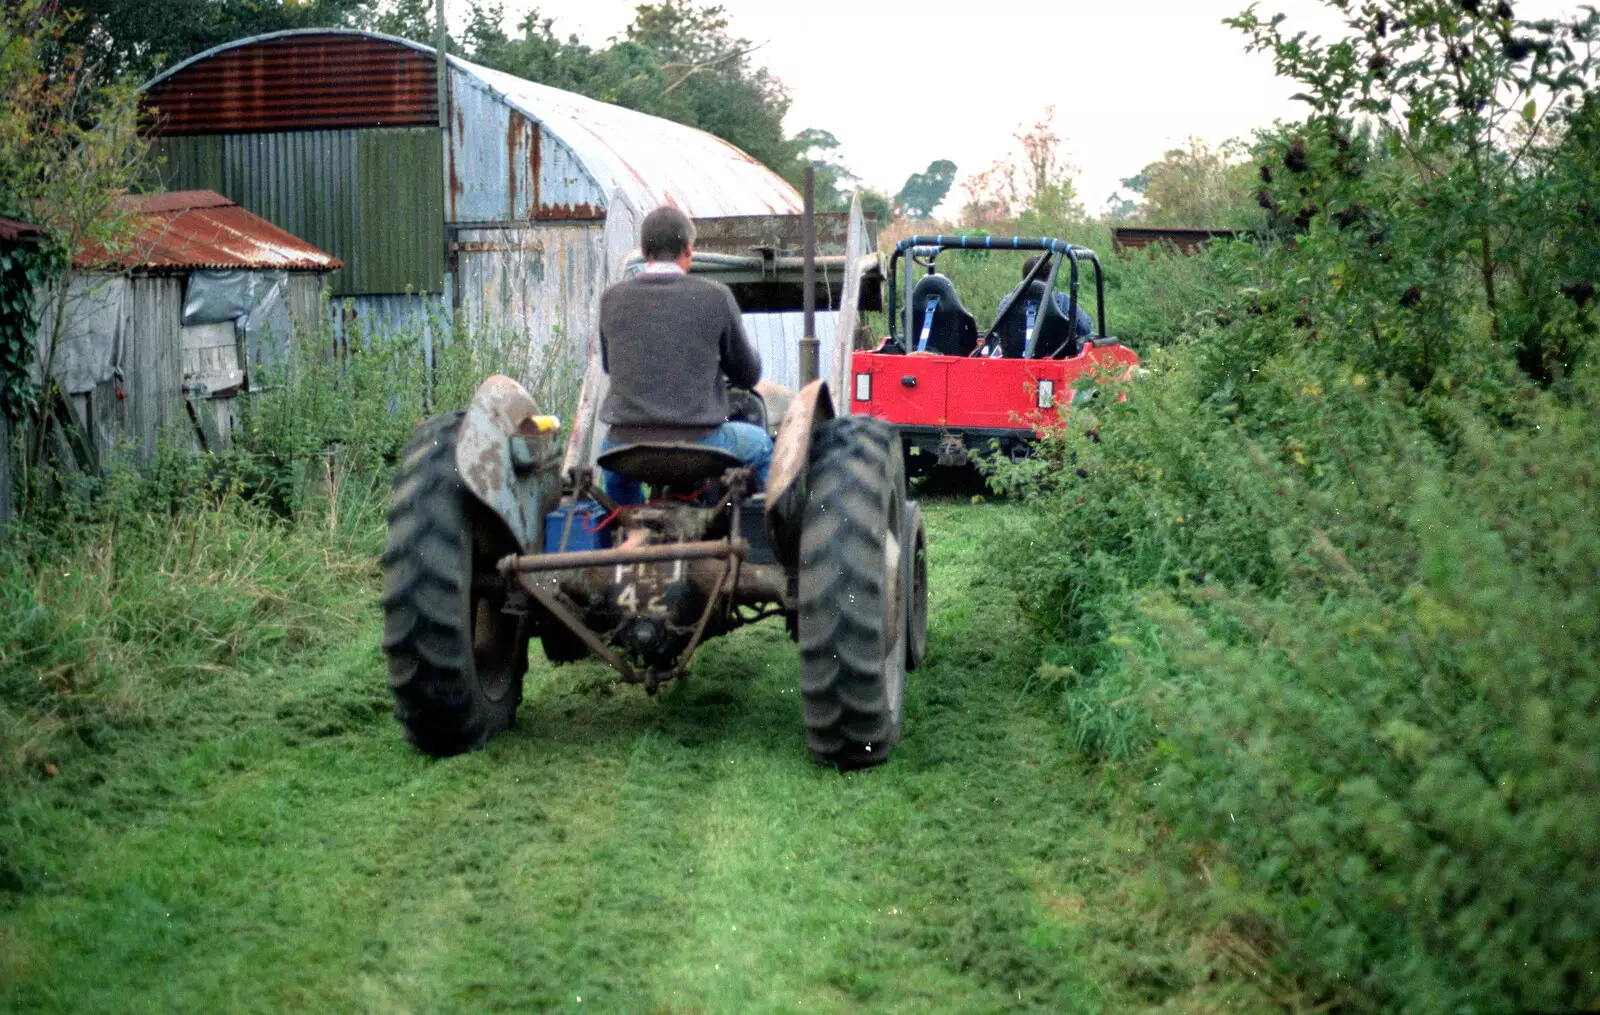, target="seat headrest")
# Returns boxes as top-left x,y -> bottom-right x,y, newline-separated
911,273 -> 960,301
